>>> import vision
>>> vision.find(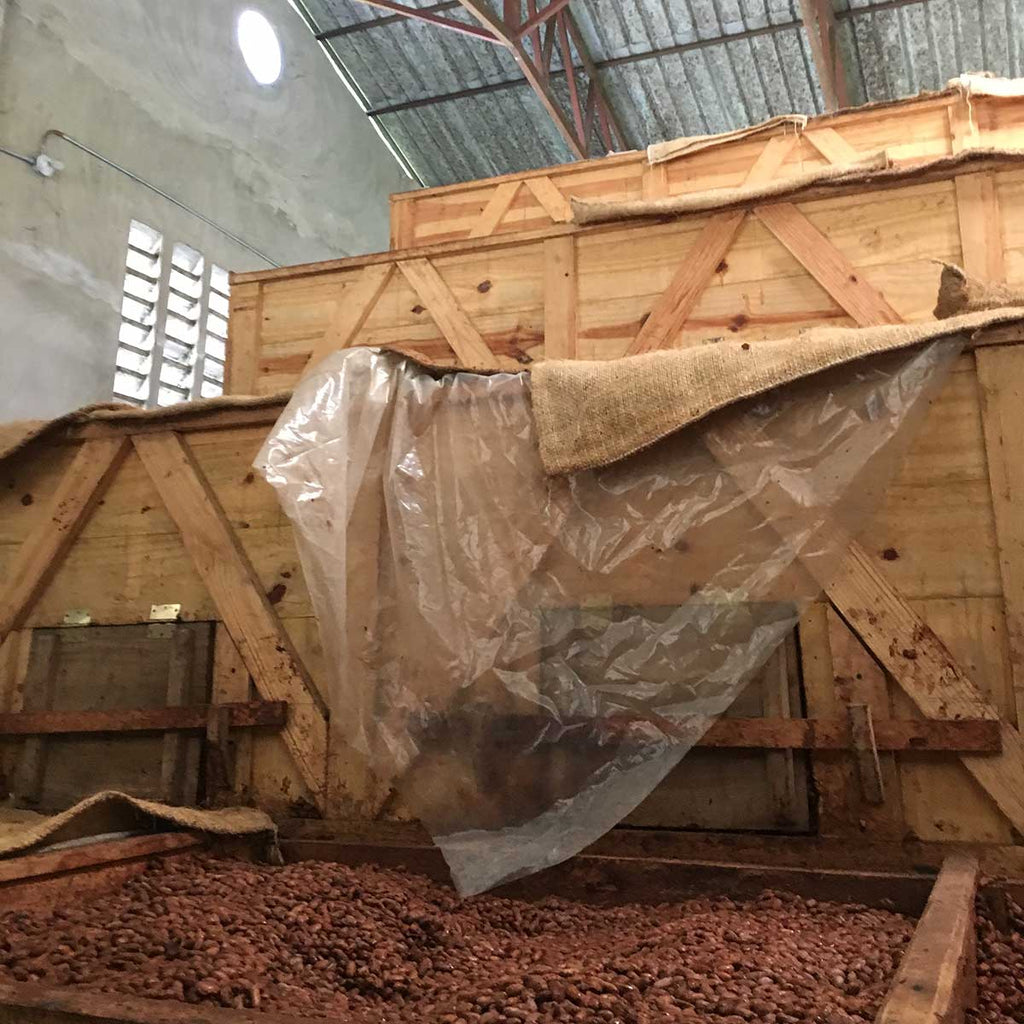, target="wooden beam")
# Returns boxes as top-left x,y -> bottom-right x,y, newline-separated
744,133 -> 799,185
627,210 -> 746,355
876,854 -> 979,1024
0,833 -> 204,887
304,261 -> 395,375
0,700 -> 288,736
828,540 -> 1024,835
805,126 -> 860,165
543,235 -> 577,358
798,0 -> 850,111
349,0 -> 502,42
524,176 -> 573,223
0,437 -> 129,644
755,202 -> 903,326
468,180 -> 522,238
132,432 -> 328,809
225,281 -> 262,395
976,346 -> 1024,730
955,172 -> 1004,283
397,257 -> 499,367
